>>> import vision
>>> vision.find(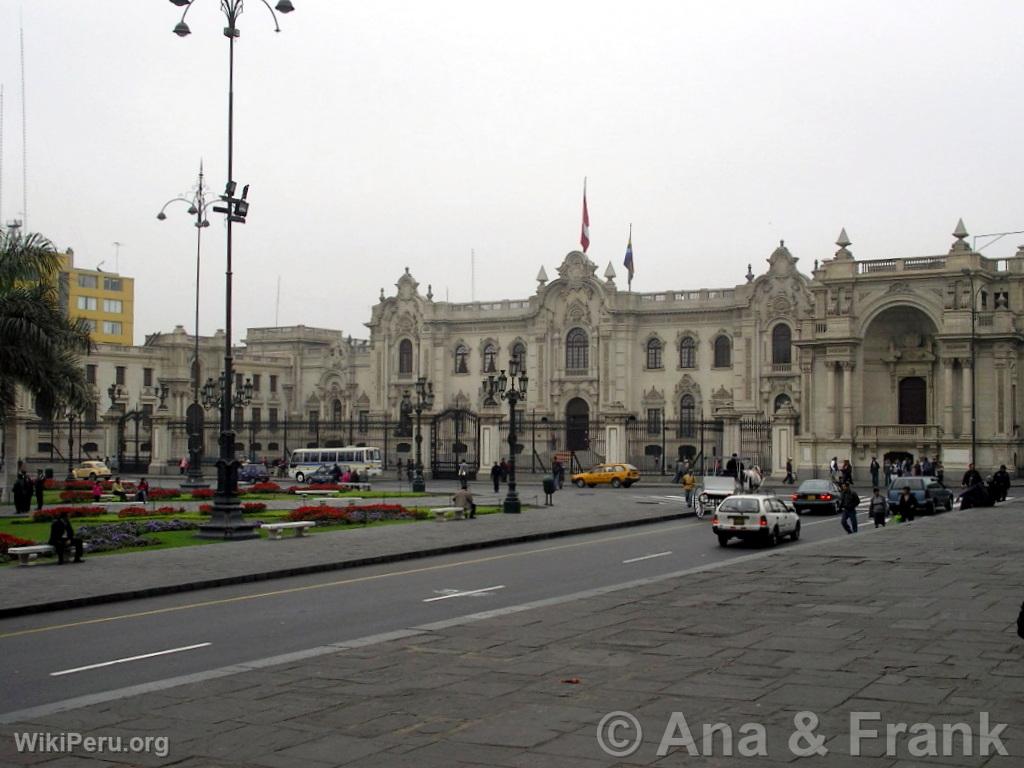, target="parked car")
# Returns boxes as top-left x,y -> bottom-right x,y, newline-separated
790,479 -> 842,515
304,464 -> 337,485
712,494 -> 801,547
696,475 -> 737,516
571,463 -> 640,488
71,460 -> 111,481
887,476 -> 953,515
238,463 -> 270,484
